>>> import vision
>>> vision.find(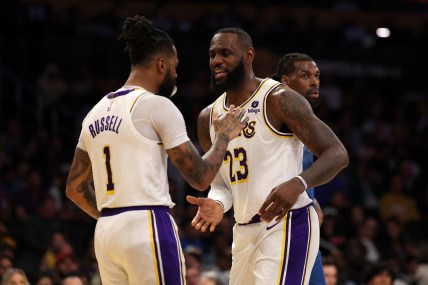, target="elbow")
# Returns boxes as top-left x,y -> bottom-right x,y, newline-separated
190,181 -> 210,191
338,145 -> 349,169
65,185 -> 76,201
